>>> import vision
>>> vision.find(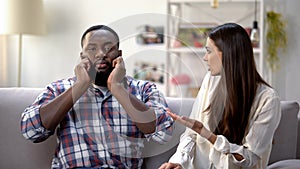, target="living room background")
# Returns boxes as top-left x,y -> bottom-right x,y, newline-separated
0,0 -> 299,104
